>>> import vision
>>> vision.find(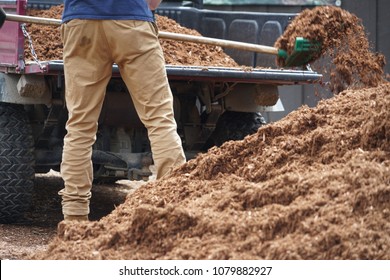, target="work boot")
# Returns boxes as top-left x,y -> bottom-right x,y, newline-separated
63,214 -> 89,222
